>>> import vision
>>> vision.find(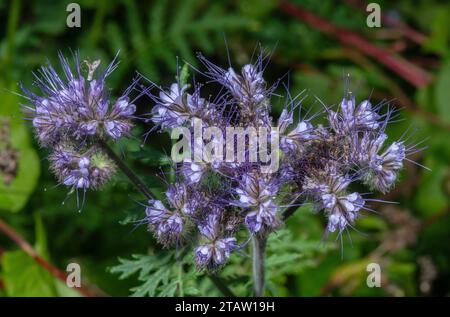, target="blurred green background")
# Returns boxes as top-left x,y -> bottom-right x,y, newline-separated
0,0 -> 449,296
